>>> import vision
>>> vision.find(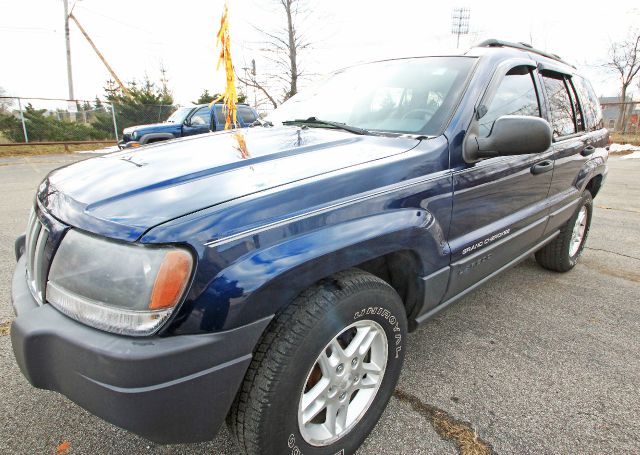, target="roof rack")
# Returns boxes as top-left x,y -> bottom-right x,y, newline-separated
475,39 -> 576,68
